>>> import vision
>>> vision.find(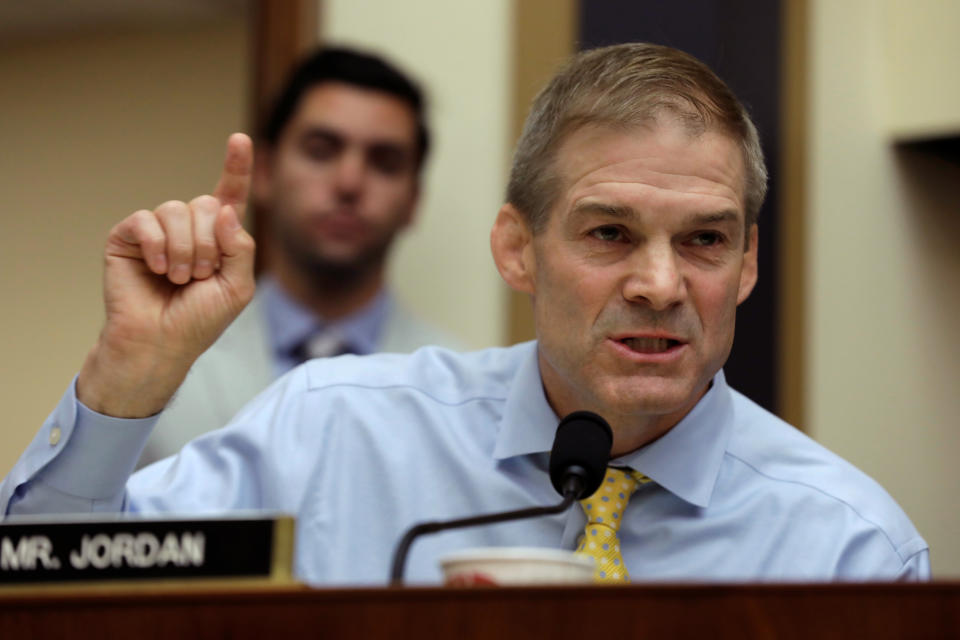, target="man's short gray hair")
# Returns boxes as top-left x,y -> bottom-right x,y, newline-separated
506,43 -> 767,236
